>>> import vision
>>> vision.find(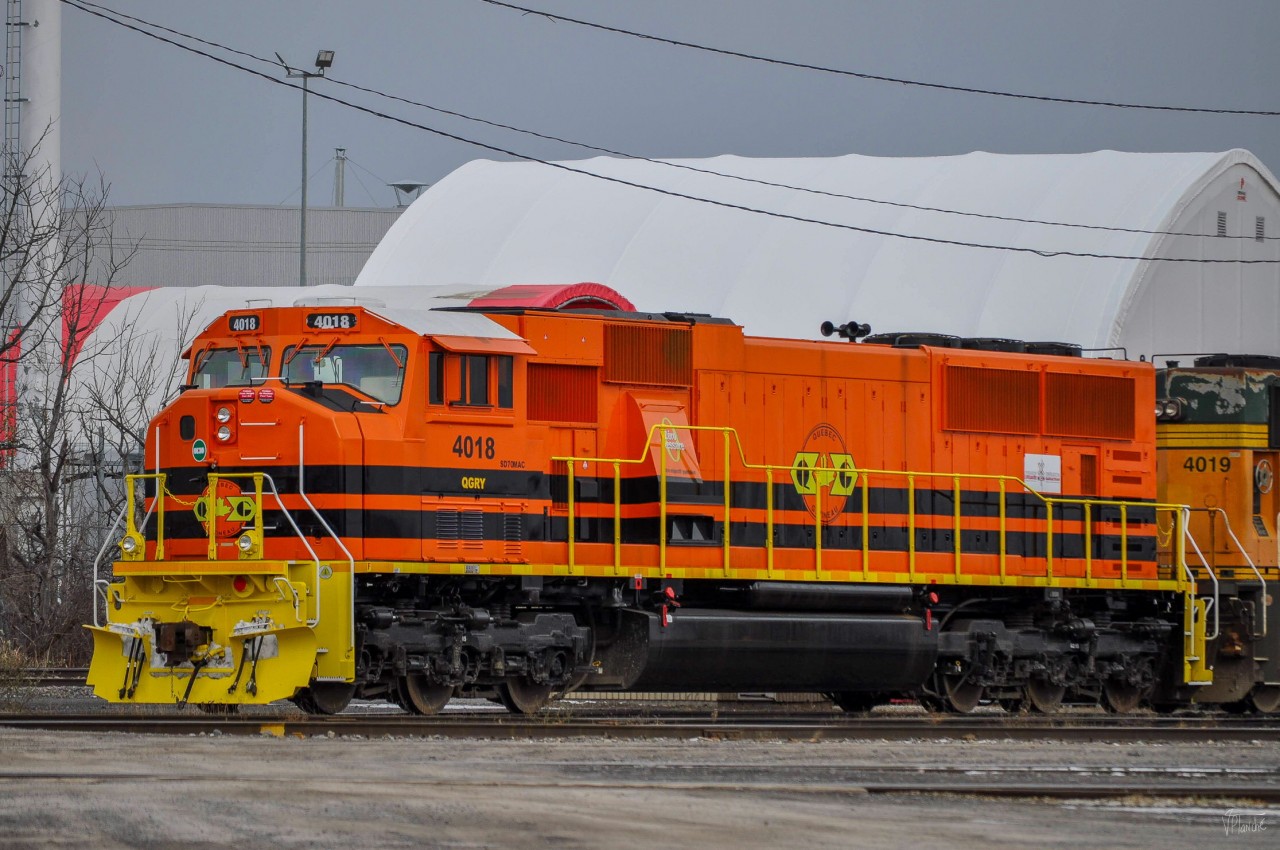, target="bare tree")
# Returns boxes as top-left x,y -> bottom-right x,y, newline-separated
0,132 -> 137,665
